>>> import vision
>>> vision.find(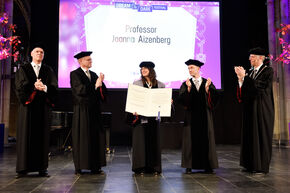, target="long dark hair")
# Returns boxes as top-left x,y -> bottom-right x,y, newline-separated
141,67 -> 157,87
